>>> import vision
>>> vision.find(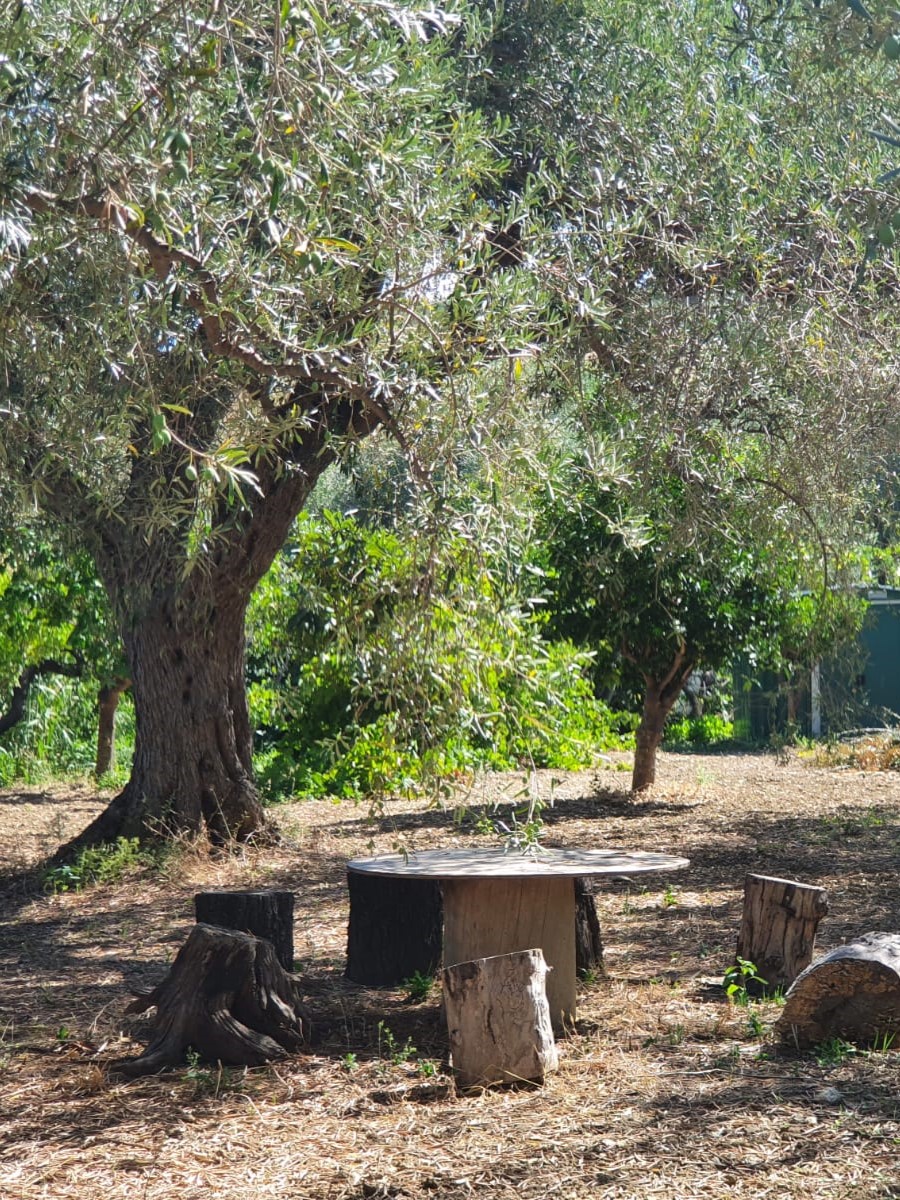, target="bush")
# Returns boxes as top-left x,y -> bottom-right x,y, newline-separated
248,511 -> 627,801
664,714 -> 734,748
